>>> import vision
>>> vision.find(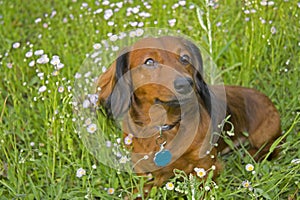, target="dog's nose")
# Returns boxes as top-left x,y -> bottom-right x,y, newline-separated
174,77 -> 193,94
